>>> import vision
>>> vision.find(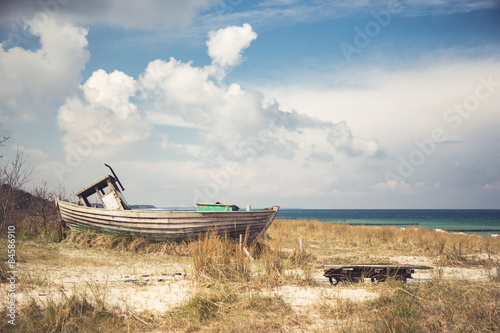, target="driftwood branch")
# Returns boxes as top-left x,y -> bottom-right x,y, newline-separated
243,247 -> 254,261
